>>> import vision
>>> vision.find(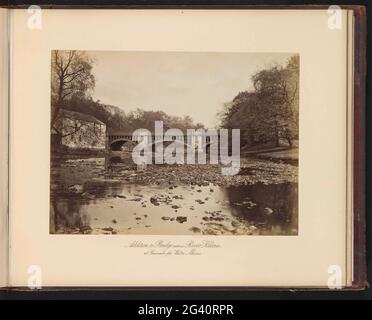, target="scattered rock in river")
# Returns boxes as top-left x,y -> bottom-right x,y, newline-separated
81,191 -> 96,199
102,227 -> 114,232
68,184 -> 84,193
203,229 -> 218,235
80,226 -> 92,234
176,216 -> 187,223
231,221 -> 241,228
263,207 -> 274,215
189,226 -> 201,233
161,216 -> 170,221
202,215 -> 224,222
150,194 -> 172,206
233,200 -> 257,208
172,195 -> 184,200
